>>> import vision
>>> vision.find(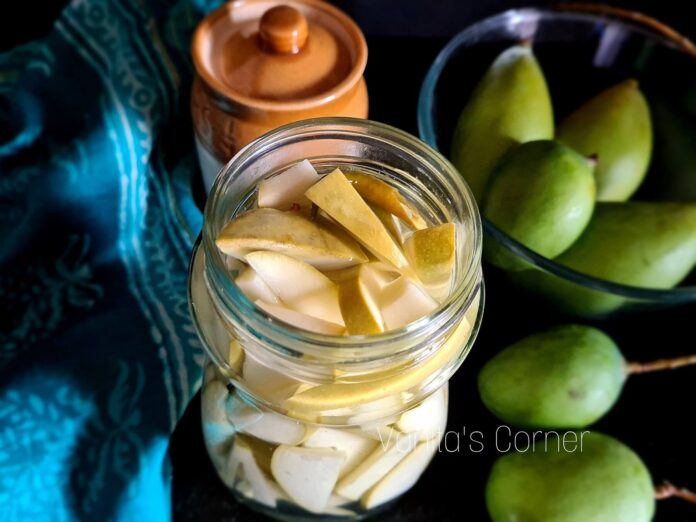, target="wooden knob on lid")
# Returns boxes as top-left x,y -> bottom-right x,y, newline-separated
259,5 -> 309,54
